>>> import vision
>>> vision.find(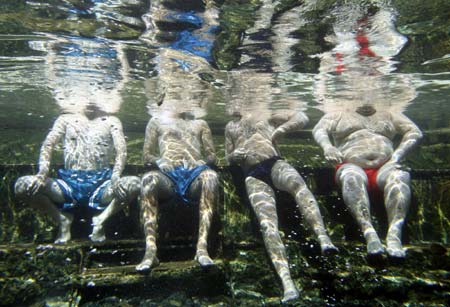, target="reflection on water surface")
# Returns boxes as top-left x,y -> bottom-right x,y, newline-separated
0,0 -> 450,306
